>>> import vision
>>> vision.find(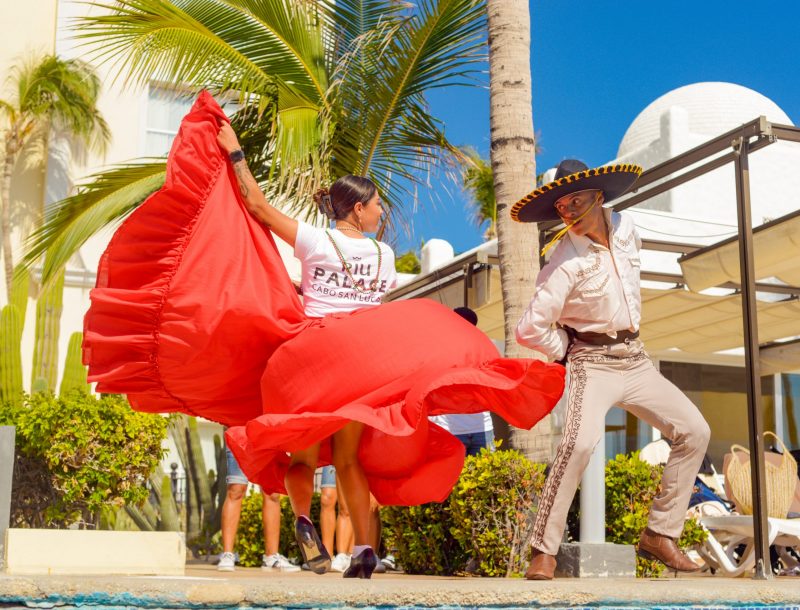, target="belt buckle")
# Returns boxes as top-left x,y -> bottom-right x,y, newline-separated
624,337 -> 631,345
